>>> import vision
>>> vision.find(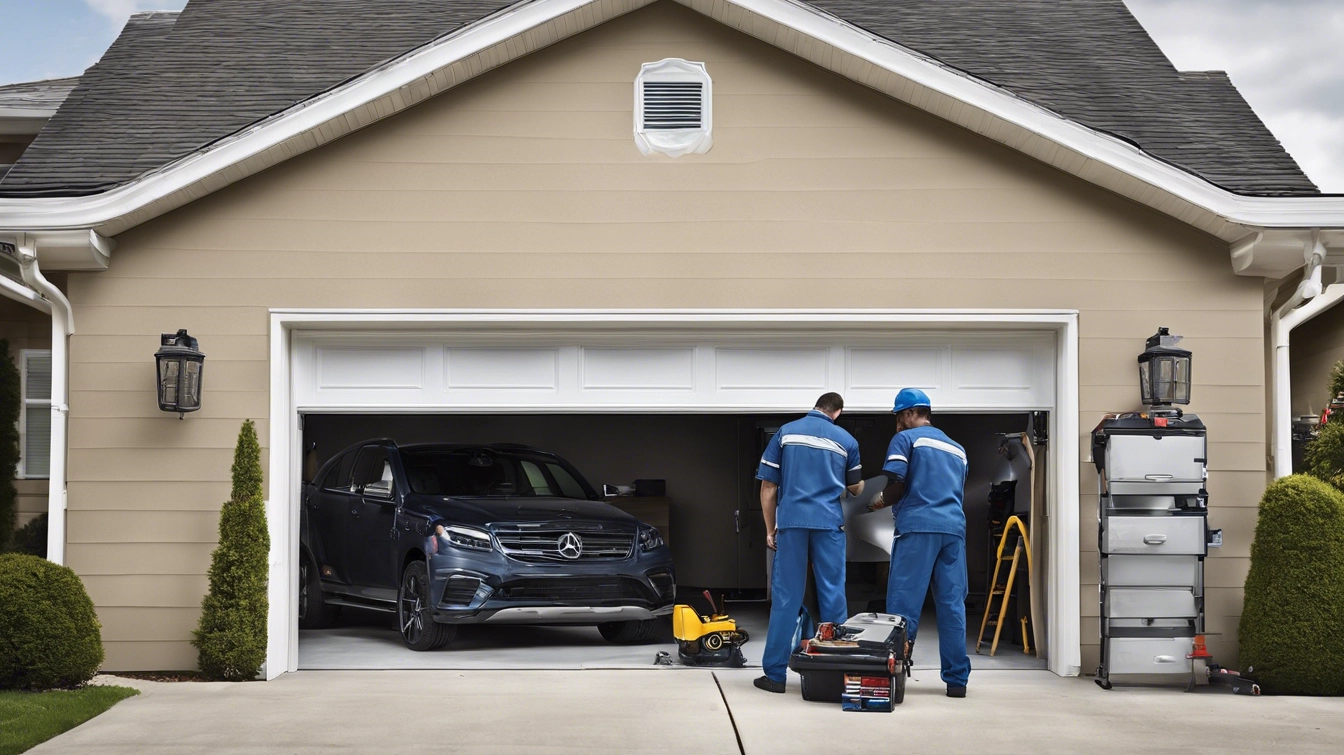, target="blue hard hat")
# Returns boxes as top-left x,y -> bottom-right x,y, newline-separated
892,388 -> 931,414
